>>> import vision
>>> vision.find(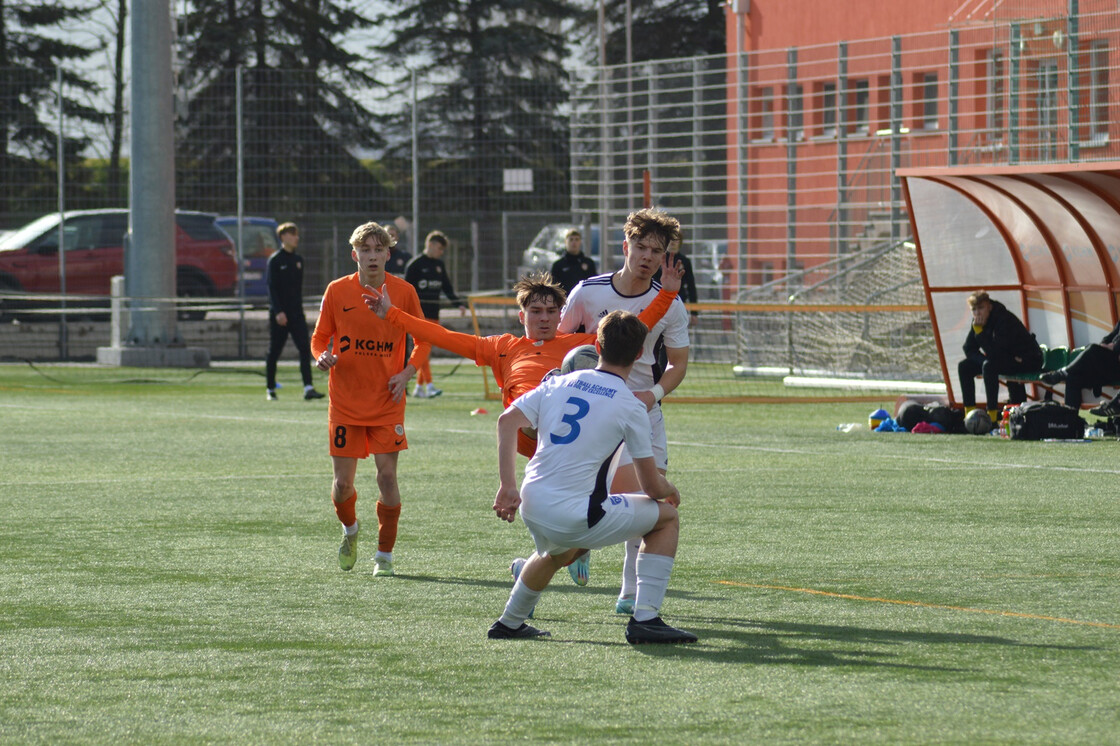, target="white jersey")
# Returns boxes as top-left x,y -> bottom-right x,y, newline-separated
558,273 -> 690,392
512,368 -> 653,531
